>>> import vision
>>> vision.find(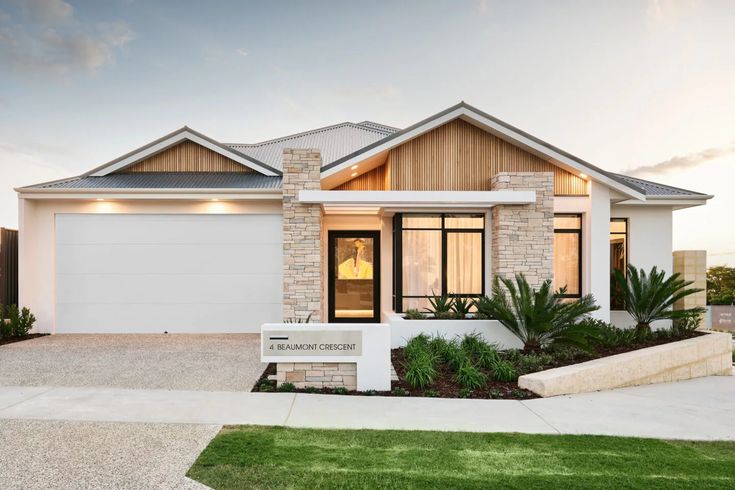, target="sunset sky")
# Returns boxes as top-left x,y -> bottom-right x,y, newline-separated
1,0 -> 733,265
